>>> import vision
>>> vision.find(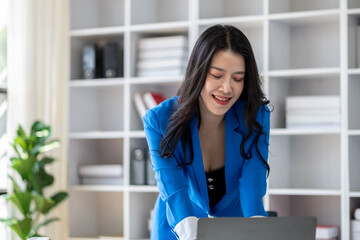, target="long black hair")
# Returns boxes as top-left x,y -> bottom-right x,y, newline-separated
159,24 -> 270,175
